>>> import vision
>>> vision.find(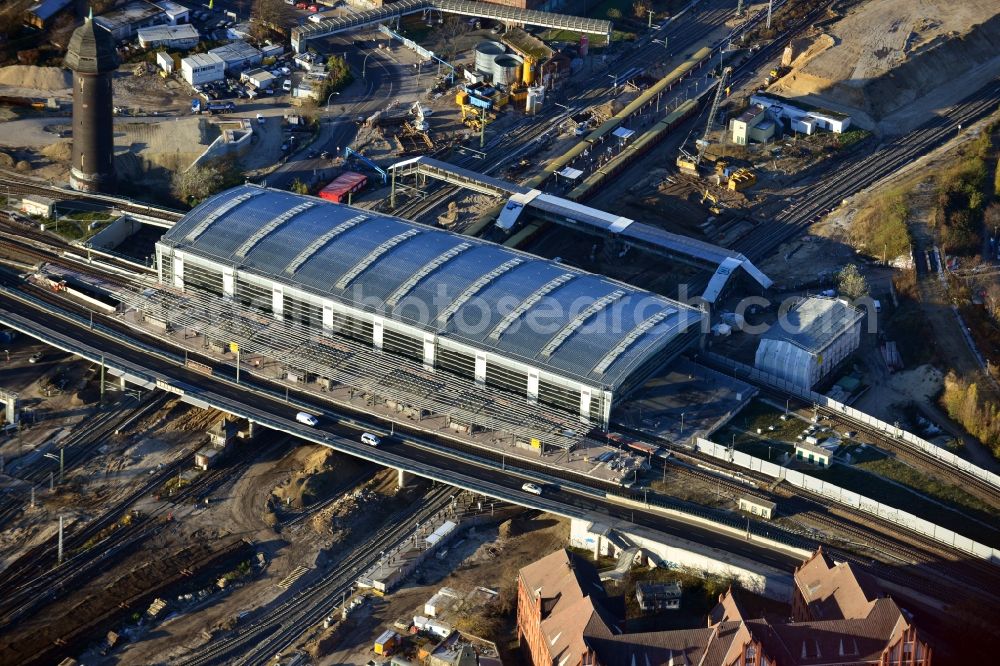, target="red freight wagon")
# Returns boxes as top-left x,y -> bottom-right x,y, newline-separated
318,171 -> 367,203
